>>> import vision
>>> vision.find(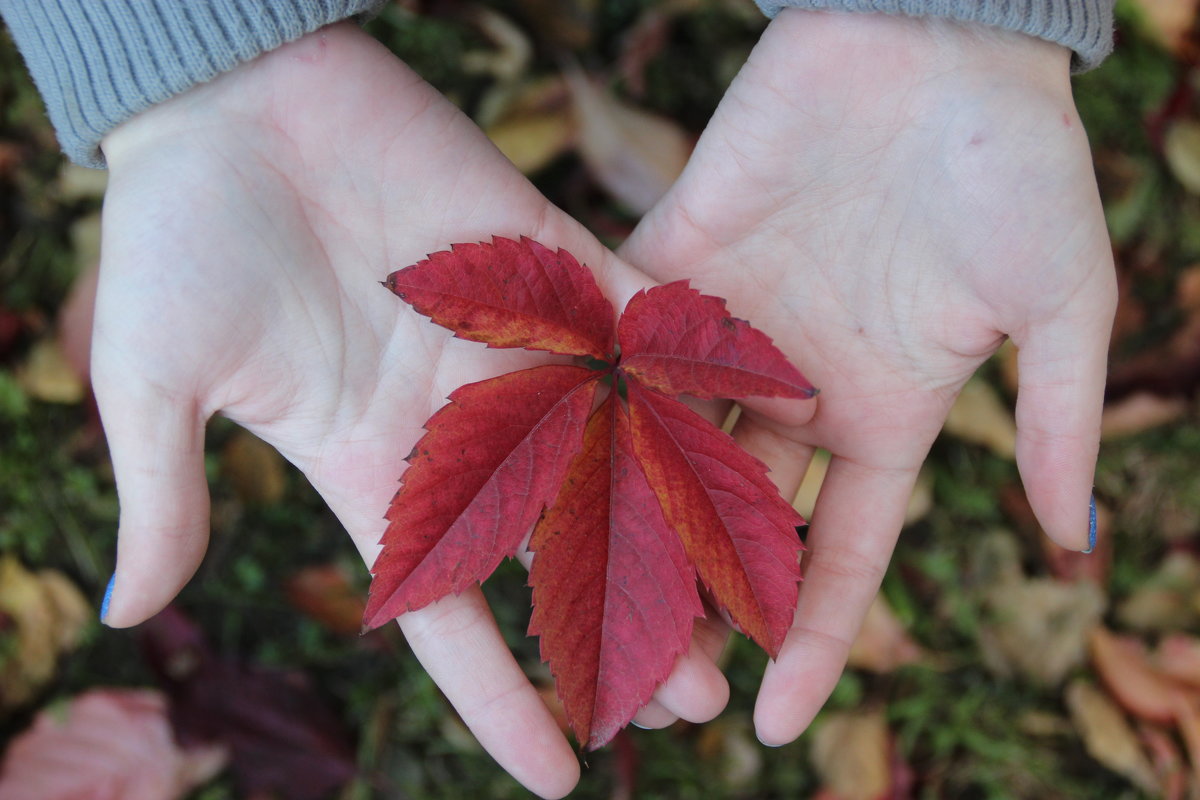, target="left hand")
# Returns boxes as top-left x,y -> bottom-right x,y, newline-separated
619,9 -> 1116,742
